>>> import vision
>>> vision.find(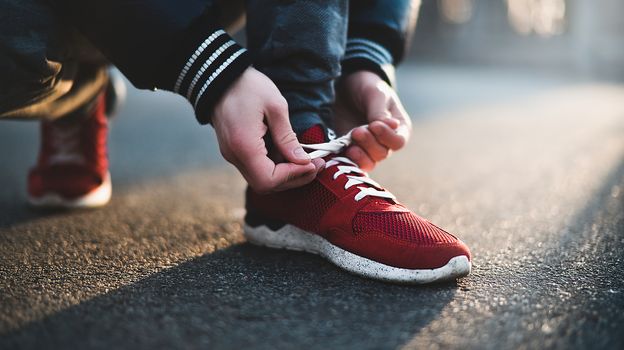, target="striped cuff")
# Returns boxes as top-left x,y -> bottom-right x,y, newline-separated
342,38 -> 396,87
171,29 -> 251,124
